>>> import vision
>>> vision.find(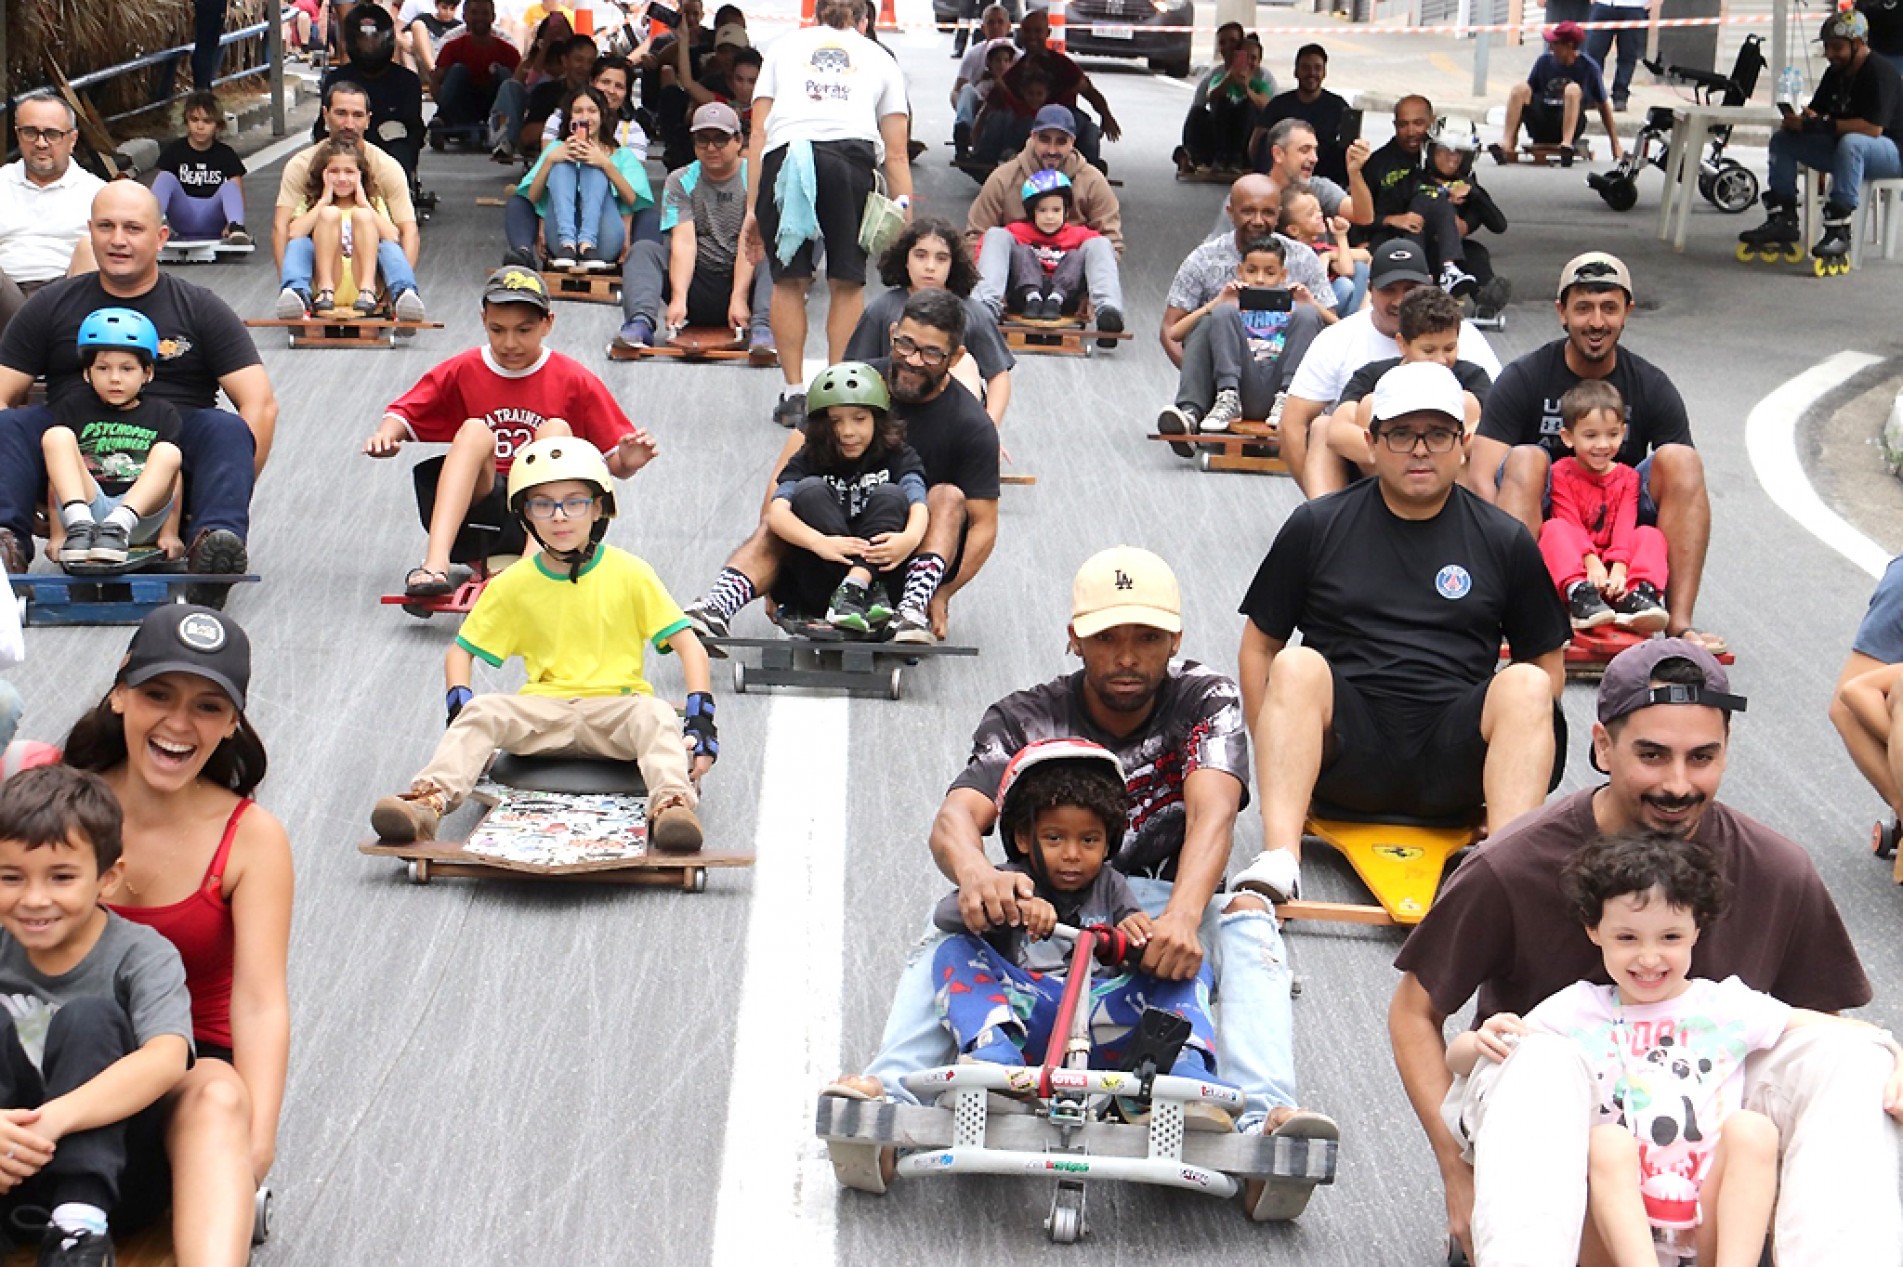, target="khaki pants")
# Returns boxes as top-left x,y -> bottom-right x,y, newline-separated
1442,1027 -> 1902,1264
412,694 -> 693,809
